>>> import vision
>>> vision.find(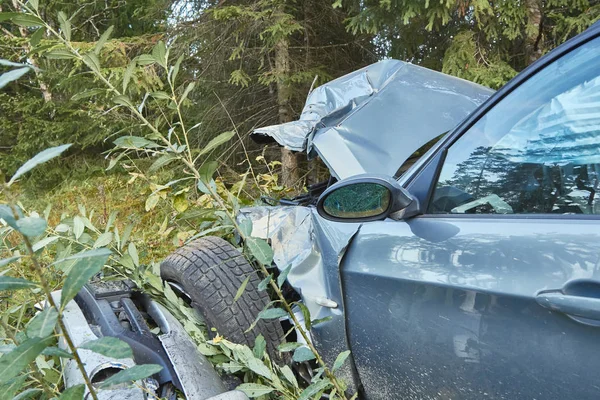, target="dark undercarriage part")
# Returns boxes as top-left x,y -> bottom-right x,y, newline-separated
66,280 -> 248,400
